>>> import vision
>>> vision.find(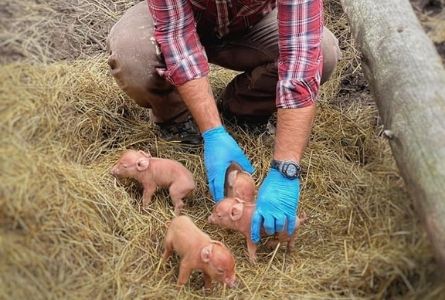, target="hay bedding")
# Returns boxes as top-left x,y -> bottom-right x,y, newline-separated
0,1 -> 444,299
